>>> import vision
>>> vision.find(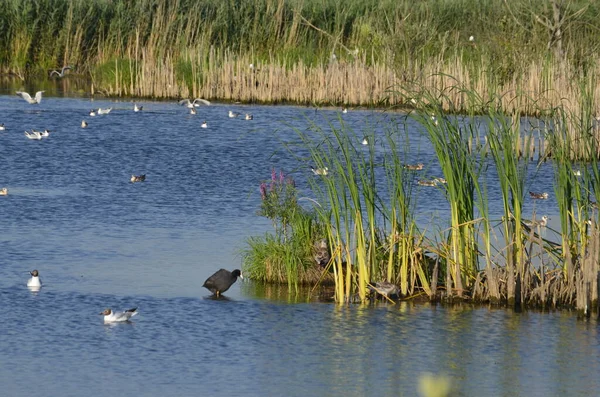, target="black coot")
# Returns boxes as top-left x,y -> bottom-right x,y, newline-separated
203,269 -> 243,296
